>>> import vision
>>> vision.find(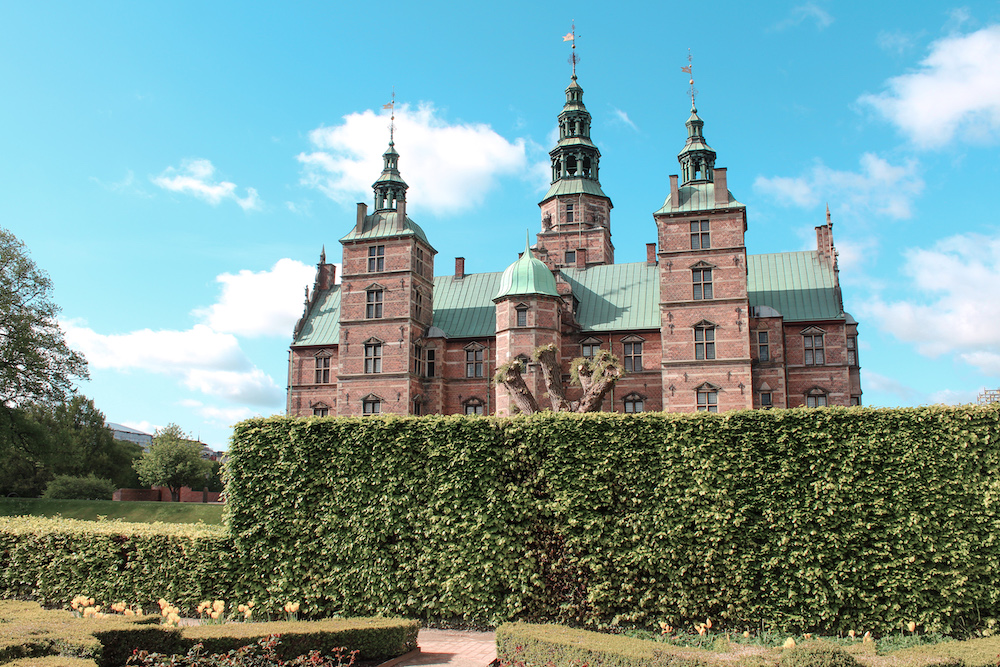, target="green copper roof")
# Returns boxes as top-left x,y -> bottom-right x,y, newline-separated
493,237 -> 559,300
291,286 -> 341,347
560,263 -> 661,330
291,252 -> 842,347
432,272 -> 504,338
339,211 -> 432,247
654,182 -> 744,215
748,251 -> 843,322
541,177 -> 609,203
